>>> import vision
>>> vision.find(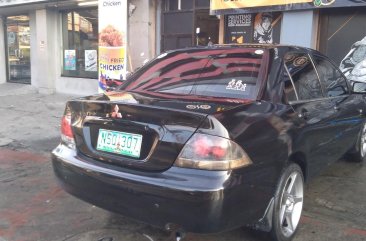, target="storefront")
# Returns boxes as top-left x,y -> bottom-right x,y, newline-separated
0,0 -> 158,95
211,0 -> 319,47
2,0 -> 366,95
319,7 -> 366,78
211,0 -> 366,70
161,0 -> 219,51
